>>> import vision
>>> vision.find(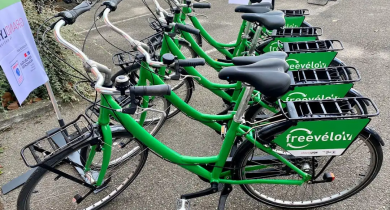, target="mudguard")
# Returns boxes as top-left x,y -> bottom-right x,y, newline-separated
362,126 -> 385,146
